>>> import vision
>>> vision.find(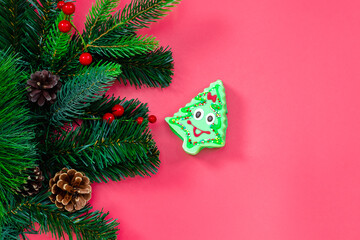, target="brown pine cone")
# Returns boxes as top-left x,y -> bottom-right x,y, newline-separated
26,70 -> 62,106
49,168 -> 92,212
16,166 -> 44,197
